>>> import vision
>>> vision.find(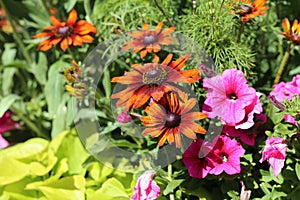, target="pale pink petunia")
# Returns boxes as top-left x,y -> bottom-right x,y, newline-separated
203,69 -> 261,128
182,138 -> 215,178
130,170 -> 160,200
260,137 -> 288,177
0,111 -> 21,149
208,136 -> 245,175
